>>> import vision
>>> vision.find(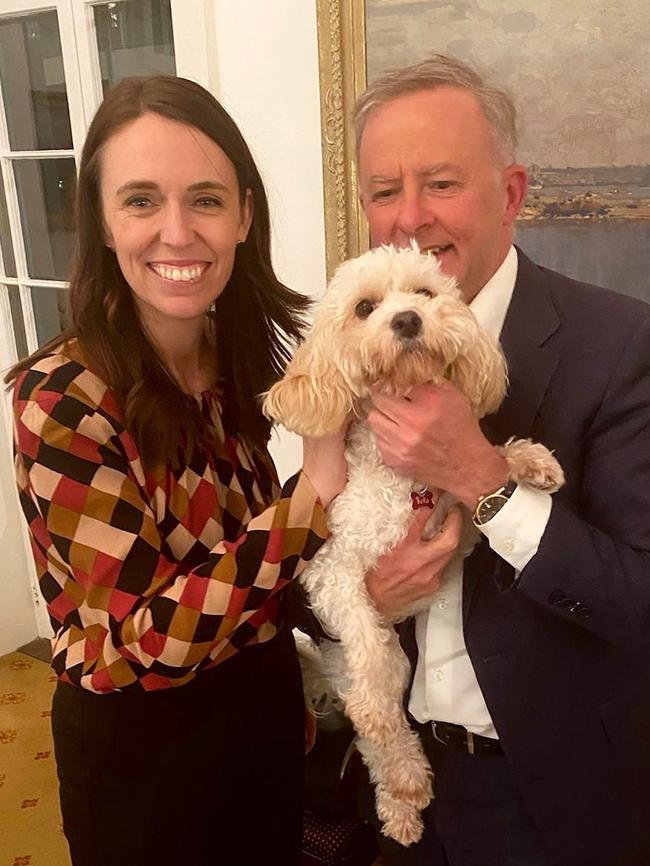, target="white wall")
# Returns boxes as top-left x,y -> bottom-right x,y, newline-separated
210,0 -> 327,482
0,0 -> 326,651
